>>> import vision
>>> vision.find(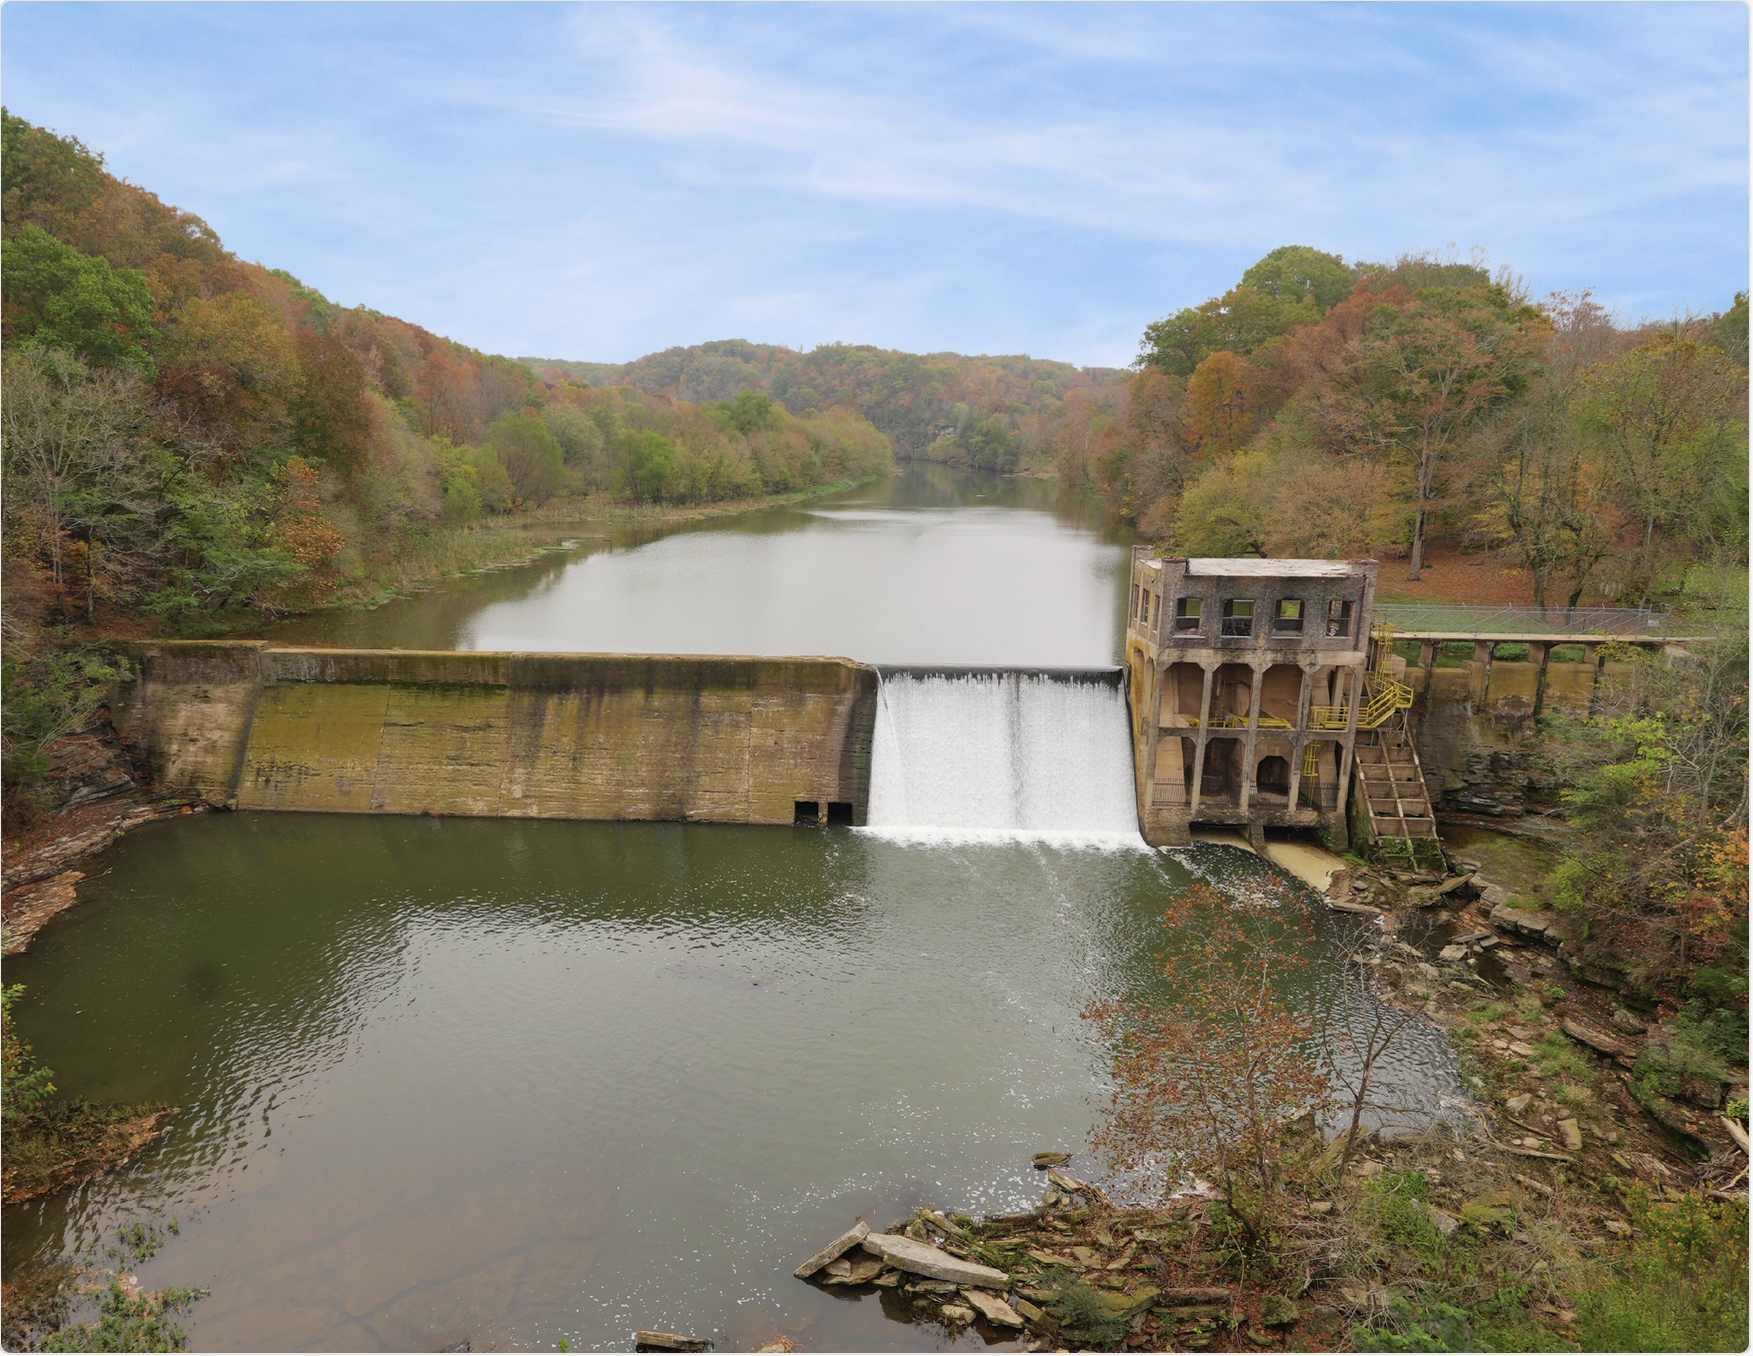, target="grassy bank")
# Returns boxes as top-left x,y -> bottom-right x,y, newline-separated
327,476 -> 880,611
